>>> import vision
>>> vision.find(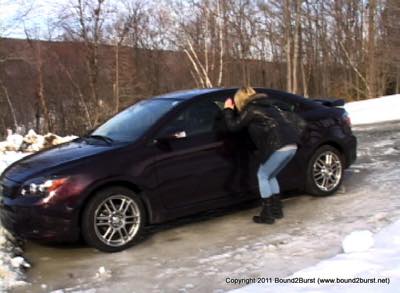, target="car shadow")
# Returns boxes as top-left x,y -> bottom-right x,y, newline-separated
140,192 -> 302,244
